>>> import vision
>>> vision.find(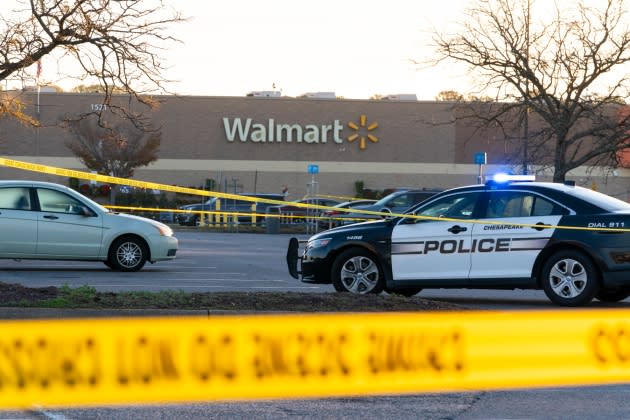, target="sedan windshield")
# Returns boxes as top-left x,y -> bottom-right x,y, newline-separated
75,190 -> 110,213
